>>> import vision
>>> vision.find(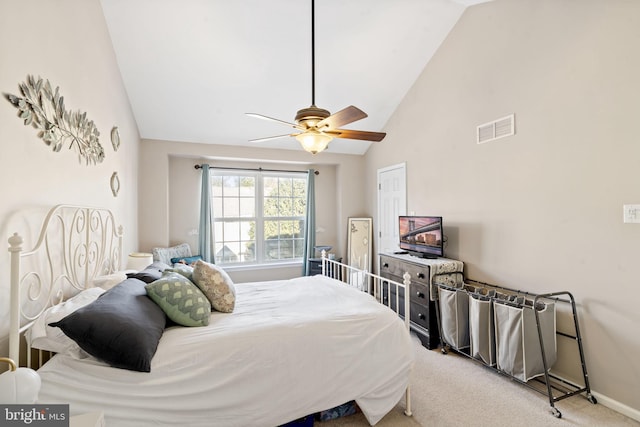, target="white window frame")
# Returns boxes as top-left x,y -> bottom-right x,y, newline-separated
211,169 -> 307,267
